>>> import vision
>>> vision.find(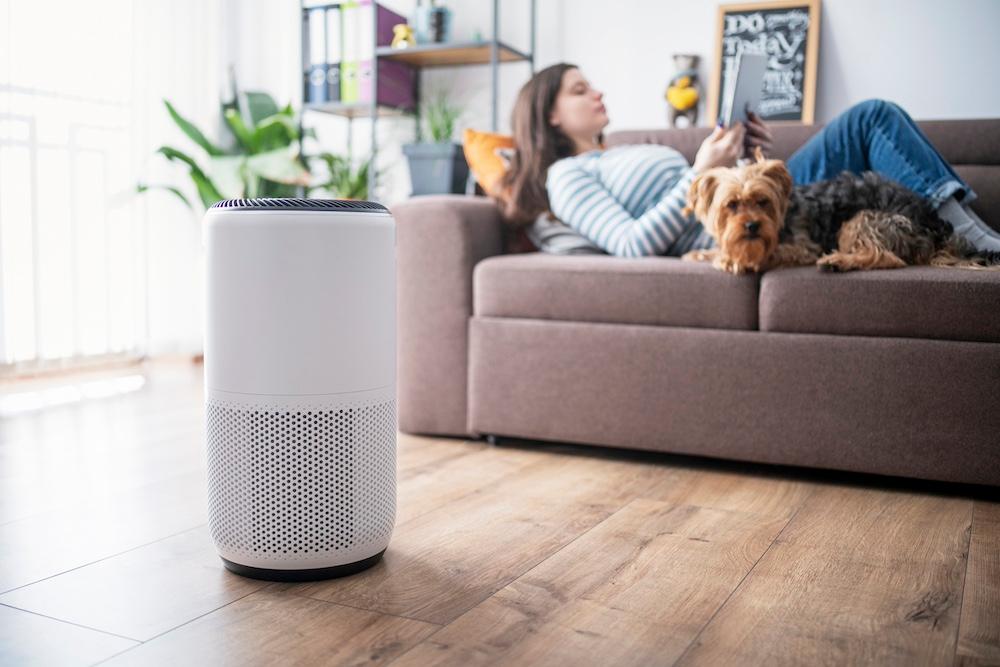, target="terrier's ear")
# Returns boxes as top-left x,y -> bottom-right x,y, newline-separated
752,145 -> 765,163
683,170 -> 720,221
758,159 -> 793,200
